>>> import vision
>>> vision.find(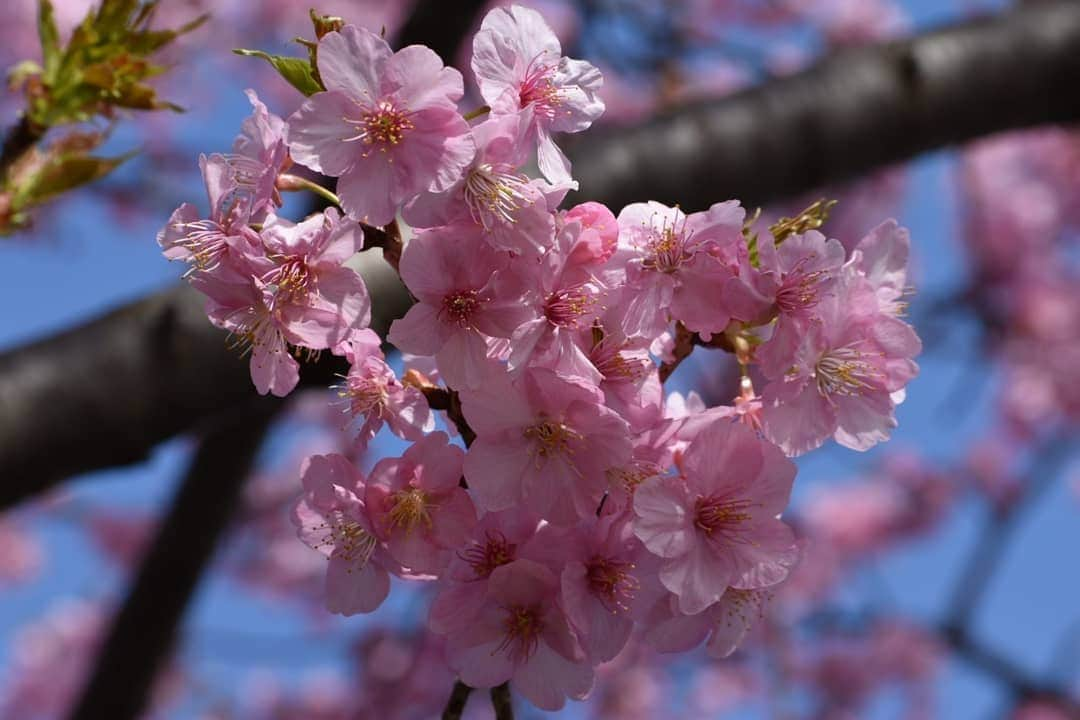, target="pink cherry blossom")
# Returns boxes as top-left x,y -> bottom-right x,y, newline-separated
337,330 -> 434,449
228,89 -> 289,218
365,431 -> 476,575
158,153 -> 261,275
508,218 -> 609,379
428,508 -> 541,638
292,454 -> 398,615
194,208 -> 369,396
519,512 -> 648,663
442,559 -> 594,711
387,224 -> 531,389
615,200 -> 746,338
403,114 -> 562,256
761,271 -> 921,455
286,24 -> 475,225
471,4 -> 604,184
633,419 -> 798,614
460,367 -> 632,524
